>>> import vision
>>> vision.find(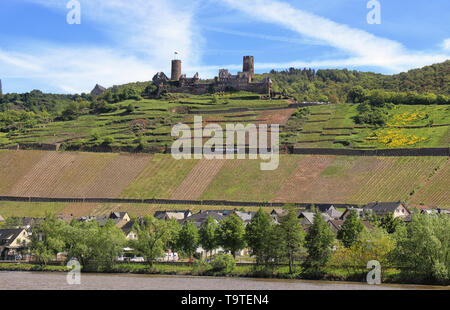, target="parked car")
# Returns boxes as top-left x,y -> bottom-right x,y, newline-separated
130,256 -> 145,262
